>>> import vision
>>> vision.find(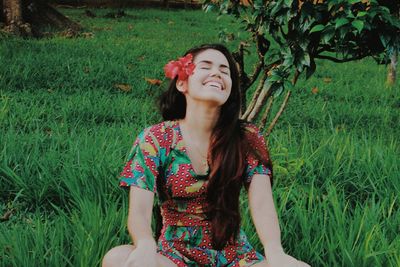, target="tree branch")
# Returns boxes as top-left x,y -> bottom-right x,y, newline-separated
246,33 -> 269,90
315,54 -> 368,63
292,69 -> 300,85
265,90 -> 291,137
241,71 -> 268,120
235,41 -> 246,79
247,60 -> 264,90
234,41 -> 251,112
259,95 -> 274,129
